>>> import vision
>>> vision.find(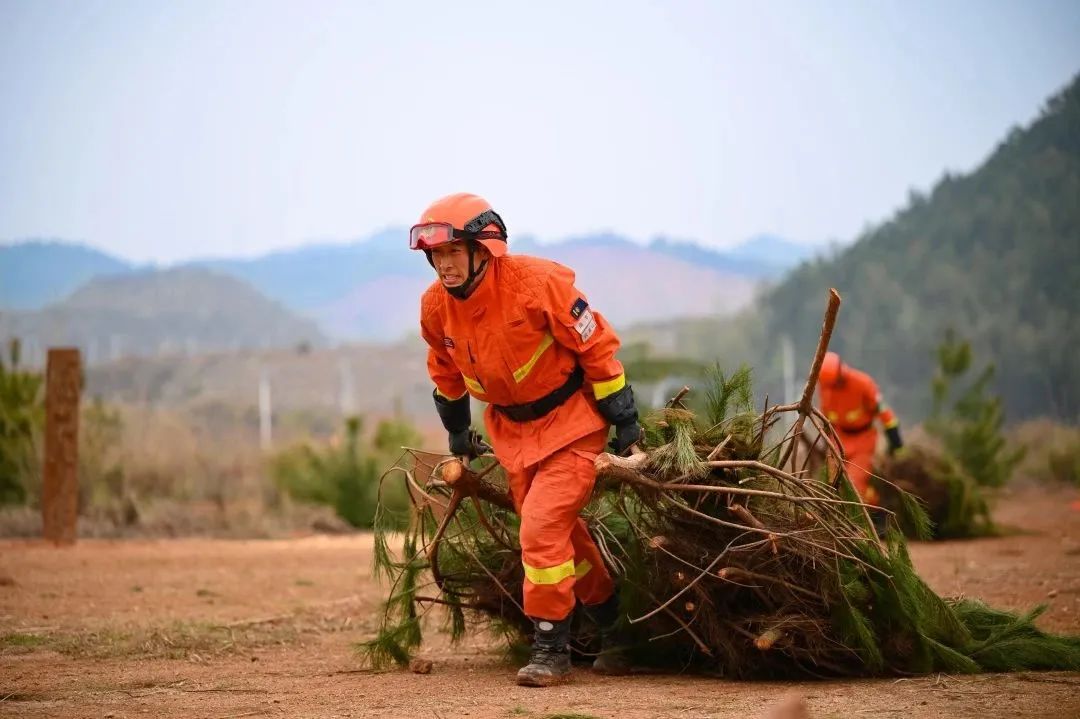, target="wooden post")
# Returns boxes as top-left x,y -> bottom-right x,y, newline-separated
42,348 -> 82,545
